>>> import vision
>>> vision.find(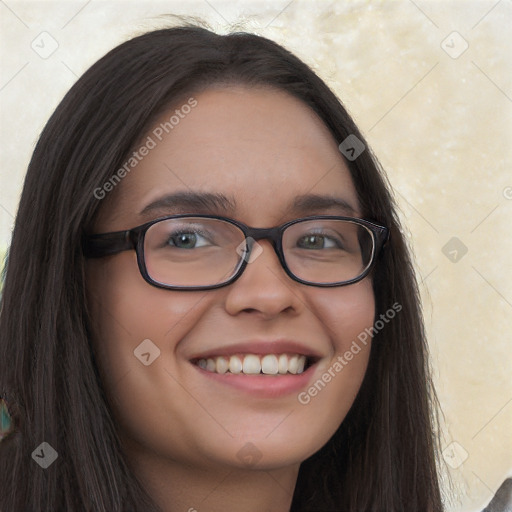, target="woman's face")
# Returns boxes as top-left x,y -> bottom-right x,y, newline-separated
86,86 -> 375,472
